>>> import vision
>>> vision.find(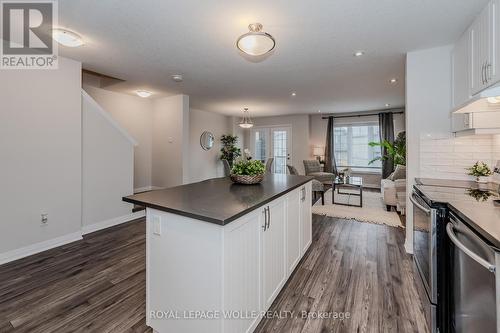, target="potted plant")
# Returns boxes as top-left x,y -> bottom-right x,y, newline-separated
230,159 -> 266,185
220,135 -> 241,167
368,131 -> 406,166
466,161 -> 492,183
